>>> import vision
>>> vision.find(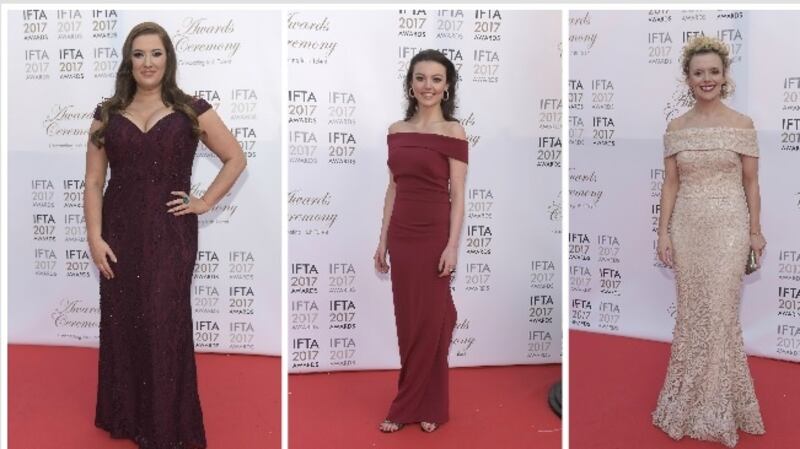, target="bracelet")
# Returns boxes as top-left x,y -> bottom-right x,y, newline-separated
750,231 -> 763,237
